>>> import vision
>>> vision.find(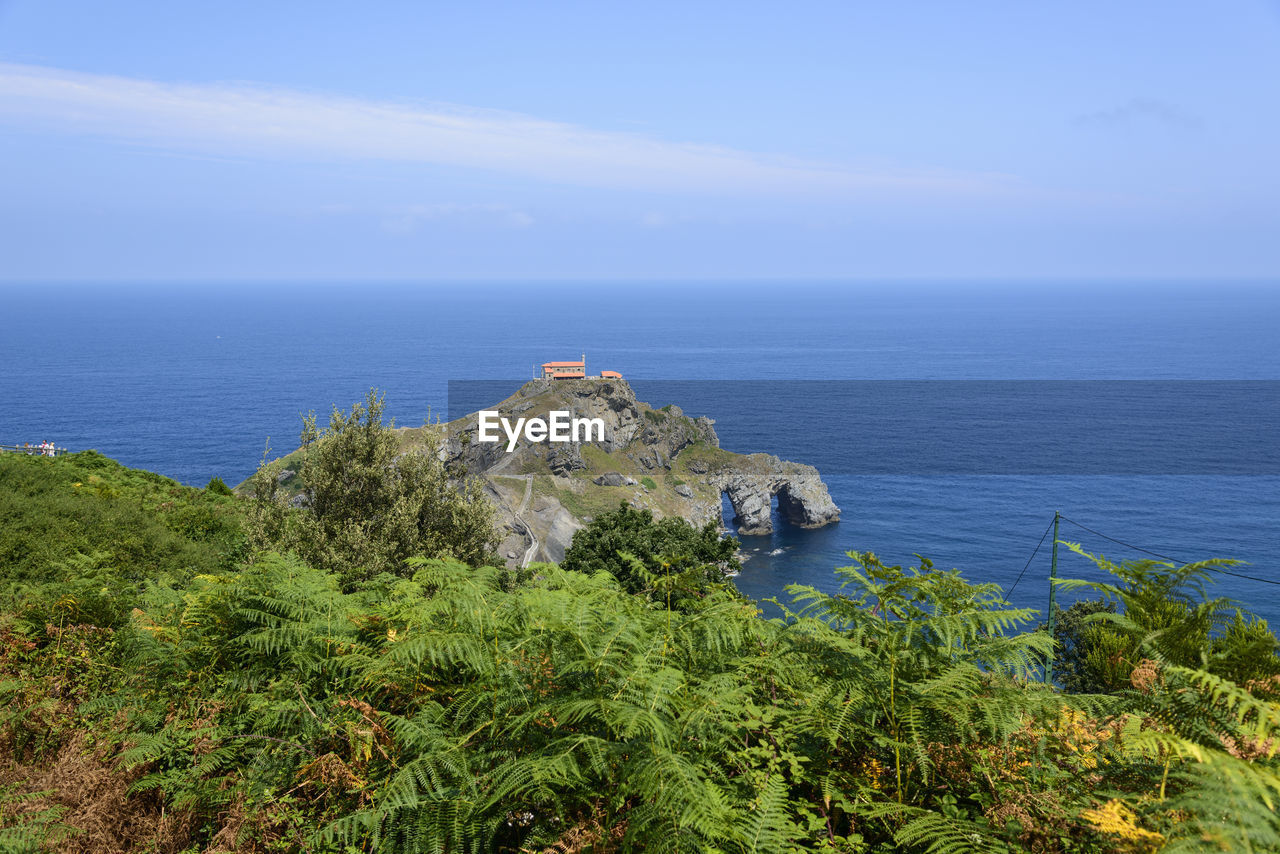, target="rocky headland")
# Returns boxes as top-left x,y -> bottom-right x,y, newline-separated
404,378 -> 840,567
